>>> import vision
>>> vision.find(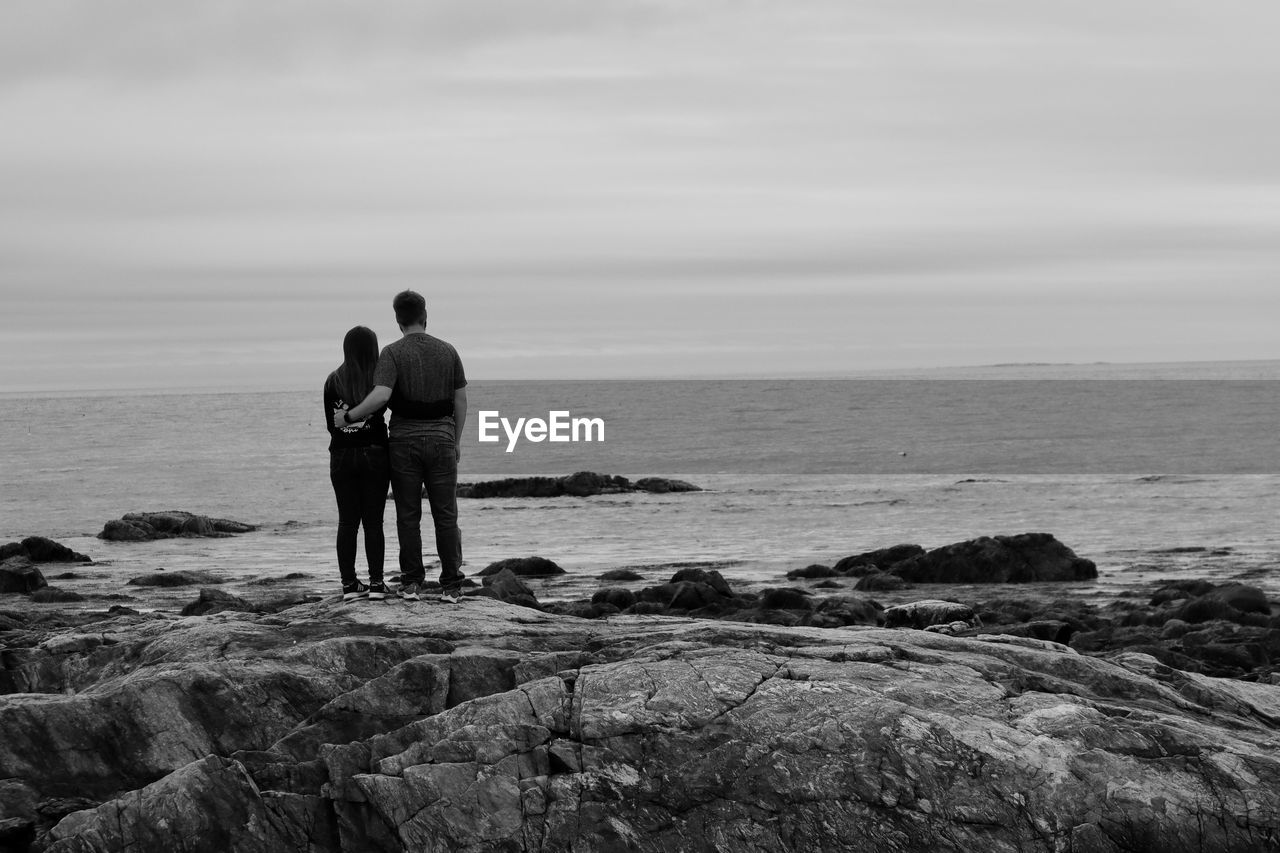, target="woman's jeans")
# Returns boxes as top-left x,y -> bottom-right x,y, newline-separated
329,446 -> 390,585
389,435 -> 463,589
